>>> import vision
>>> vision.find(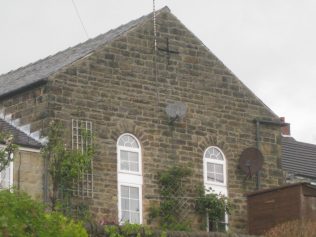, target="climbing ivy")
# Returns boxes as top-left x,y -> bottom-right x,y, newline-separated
41,120 -> 94,211
149,166 -> 192,231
